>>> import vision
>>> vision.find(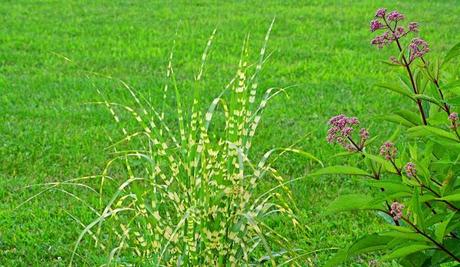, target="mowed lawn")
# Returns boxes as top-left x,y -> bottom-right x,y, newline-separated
1,0 -> 459,265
